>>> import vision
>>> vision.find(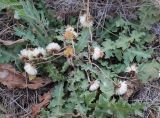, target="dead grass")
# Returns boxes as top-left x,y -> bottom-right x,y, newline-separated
130,78 -> 160,118
0,84 -> 50,118
0,10 -> 19,41
45,0 -> 143,27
